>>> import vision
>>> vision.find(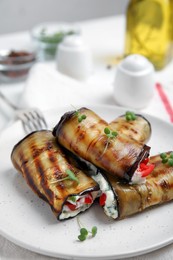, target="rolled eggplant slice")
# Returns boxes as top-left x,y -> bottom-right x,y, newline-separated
53,107 -> 150,182
94,152 -> 173,219
109,114 -> 151,144
11,130 -> 100,220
